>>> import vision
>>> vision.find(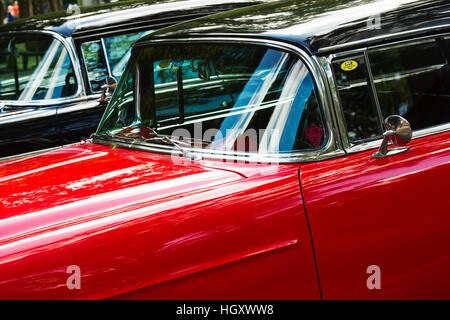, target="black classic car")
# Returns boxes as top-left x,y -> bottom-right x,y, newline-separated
0,0 -> 265,160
